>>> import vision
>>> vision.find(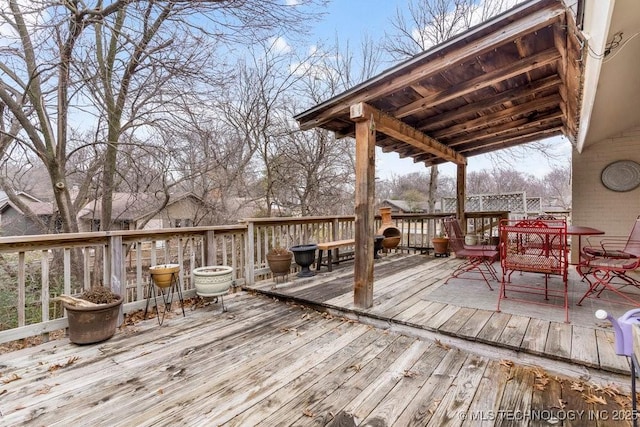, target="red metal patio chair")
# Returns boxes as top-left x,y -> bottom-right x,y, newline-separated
443,217 -> 499,290
498,218 -> 569,323
577,216 -> 640,306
